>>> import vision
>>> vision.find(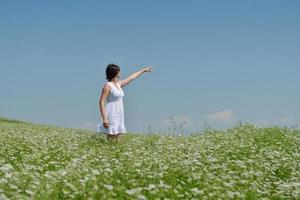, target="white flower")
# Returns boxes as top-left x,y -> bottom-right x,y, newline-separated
92,169 -> 100,175
190,188 -> 203,195
25,190 -> 34,196
104,184 -> 113,190
148,184 -> 156,190
126,188 -> 142,195
137,194 -> 147,200
227,191 -> 235,199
